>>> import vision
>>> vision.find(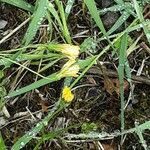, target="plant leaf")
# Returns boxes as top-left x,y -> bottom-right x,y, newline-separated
7,73 -> 59,98
107,11 -> 130,35
0,132 -> 6,150
84,0 -> 115,50
22,0 -> 48,46
0,0 -> 34,12
132,0 -> 150,44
